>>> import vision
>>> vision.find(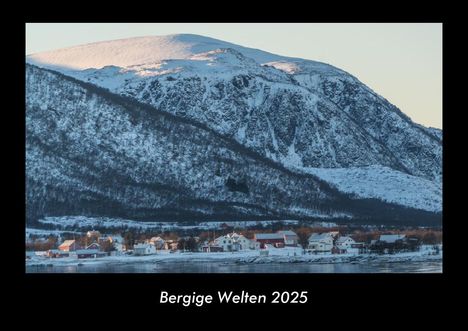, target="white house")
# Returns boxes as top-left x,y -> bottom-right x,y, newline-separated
214,235 -> 234,252
214,232 -> 252,251
229,233 -> 252,250
308,233 -> 334,253
277,230 -> 298,246
133,243 -> 157,256
335,236 -> 356,250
